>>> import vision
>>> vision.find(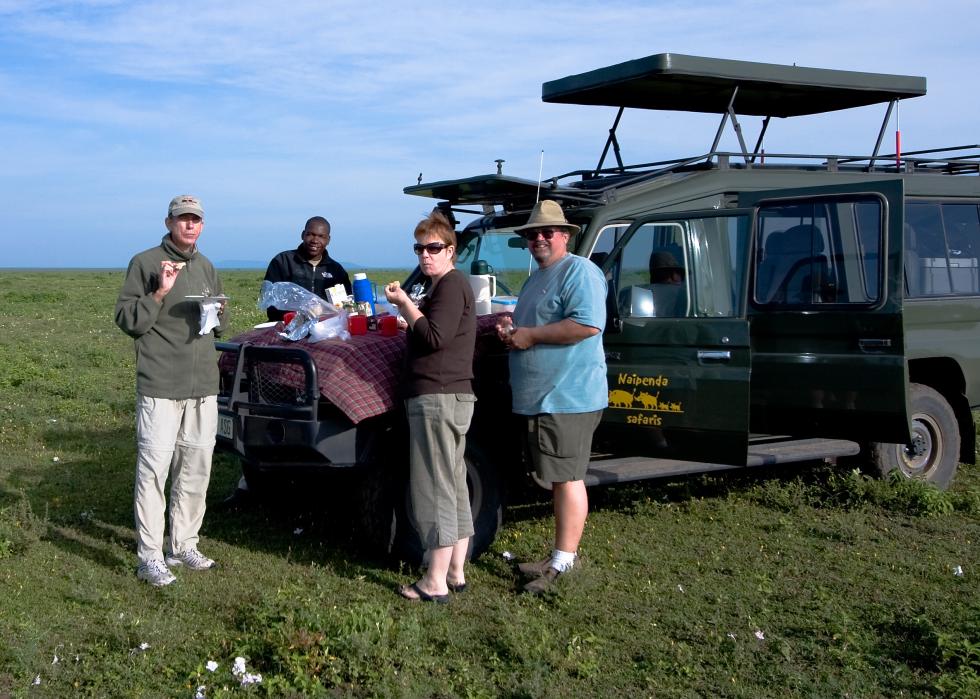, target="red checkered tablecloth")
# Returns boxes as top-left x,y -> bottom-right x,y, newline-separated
221,313 -> 510,424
